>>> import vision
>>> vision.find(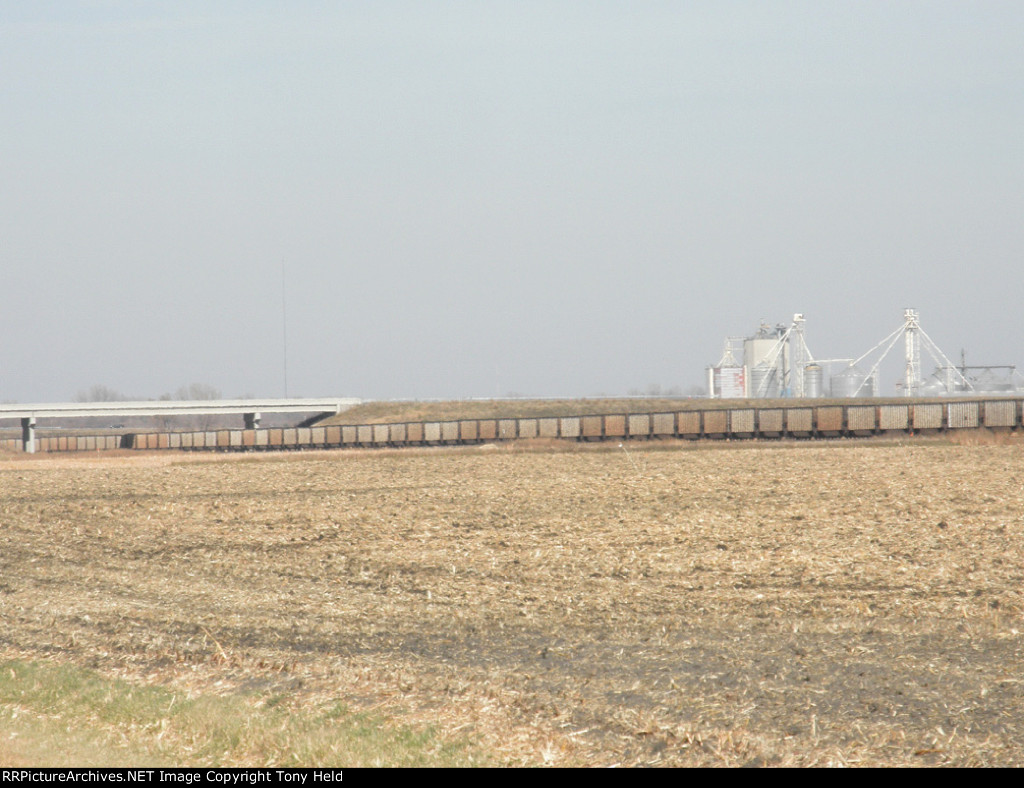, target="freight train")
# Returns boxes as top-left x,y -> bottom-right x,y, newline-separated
3,397 -> 1021,454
